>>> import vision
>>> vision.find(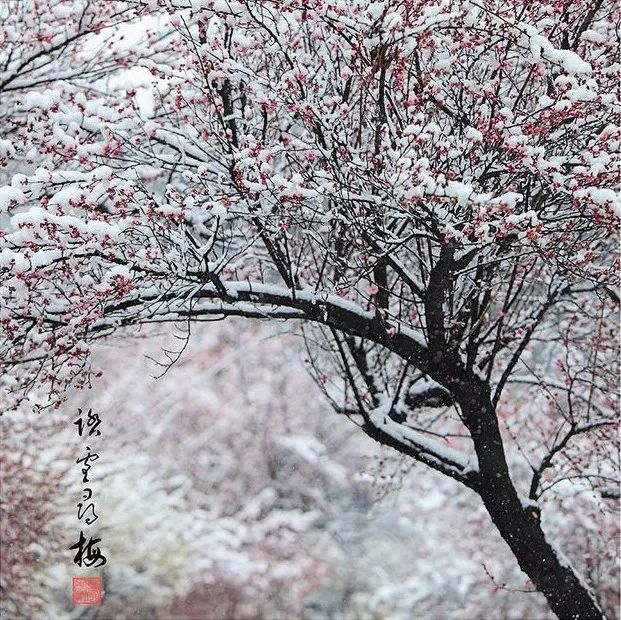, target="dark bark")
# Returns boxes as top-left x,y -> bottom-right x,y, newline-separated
455,374 -> 605,620
424,243 -> 455,351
